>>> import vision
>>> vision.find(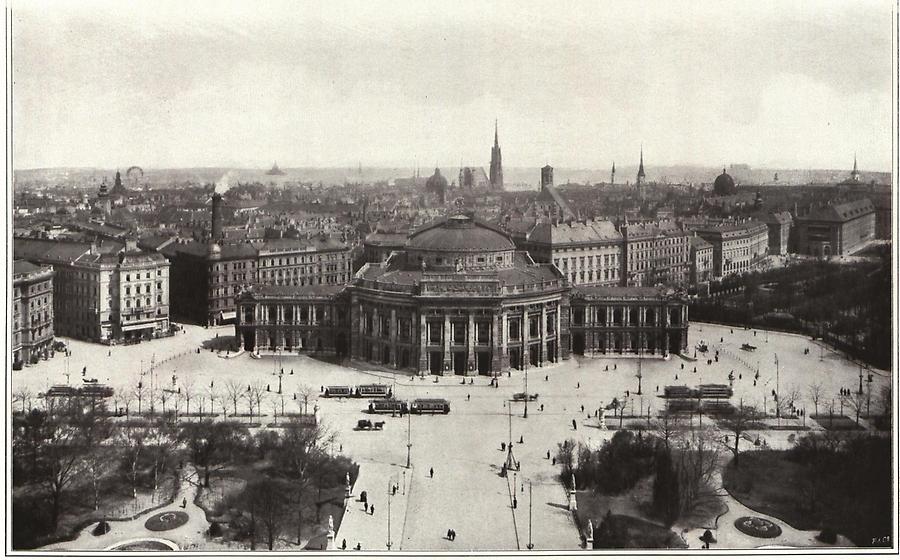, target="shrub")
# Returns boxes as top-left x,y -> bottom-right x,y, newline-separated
92,521 -> 111,536
208,521 -> 222,537
817,528 -> 837,544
